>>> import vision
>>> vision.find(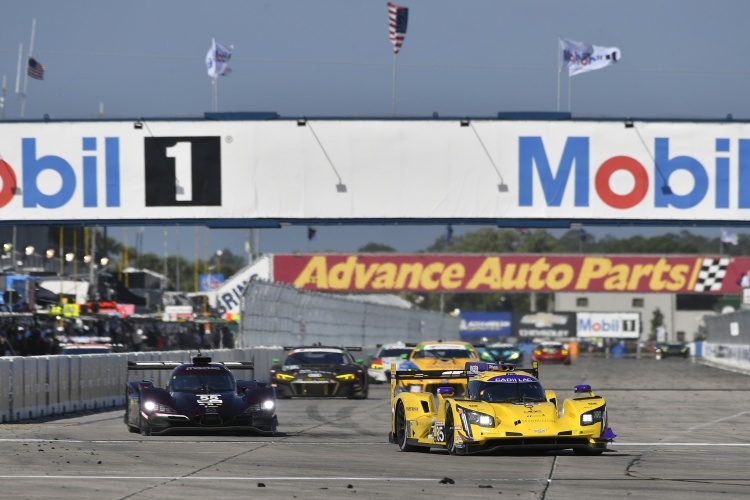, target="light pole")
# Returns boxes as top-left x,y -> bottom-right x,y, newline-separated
45,248 -> 55,272
3,242 -> 12,270
88,229 -> 97,302
12,226 -> 16,271
216,249 -> 223,274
